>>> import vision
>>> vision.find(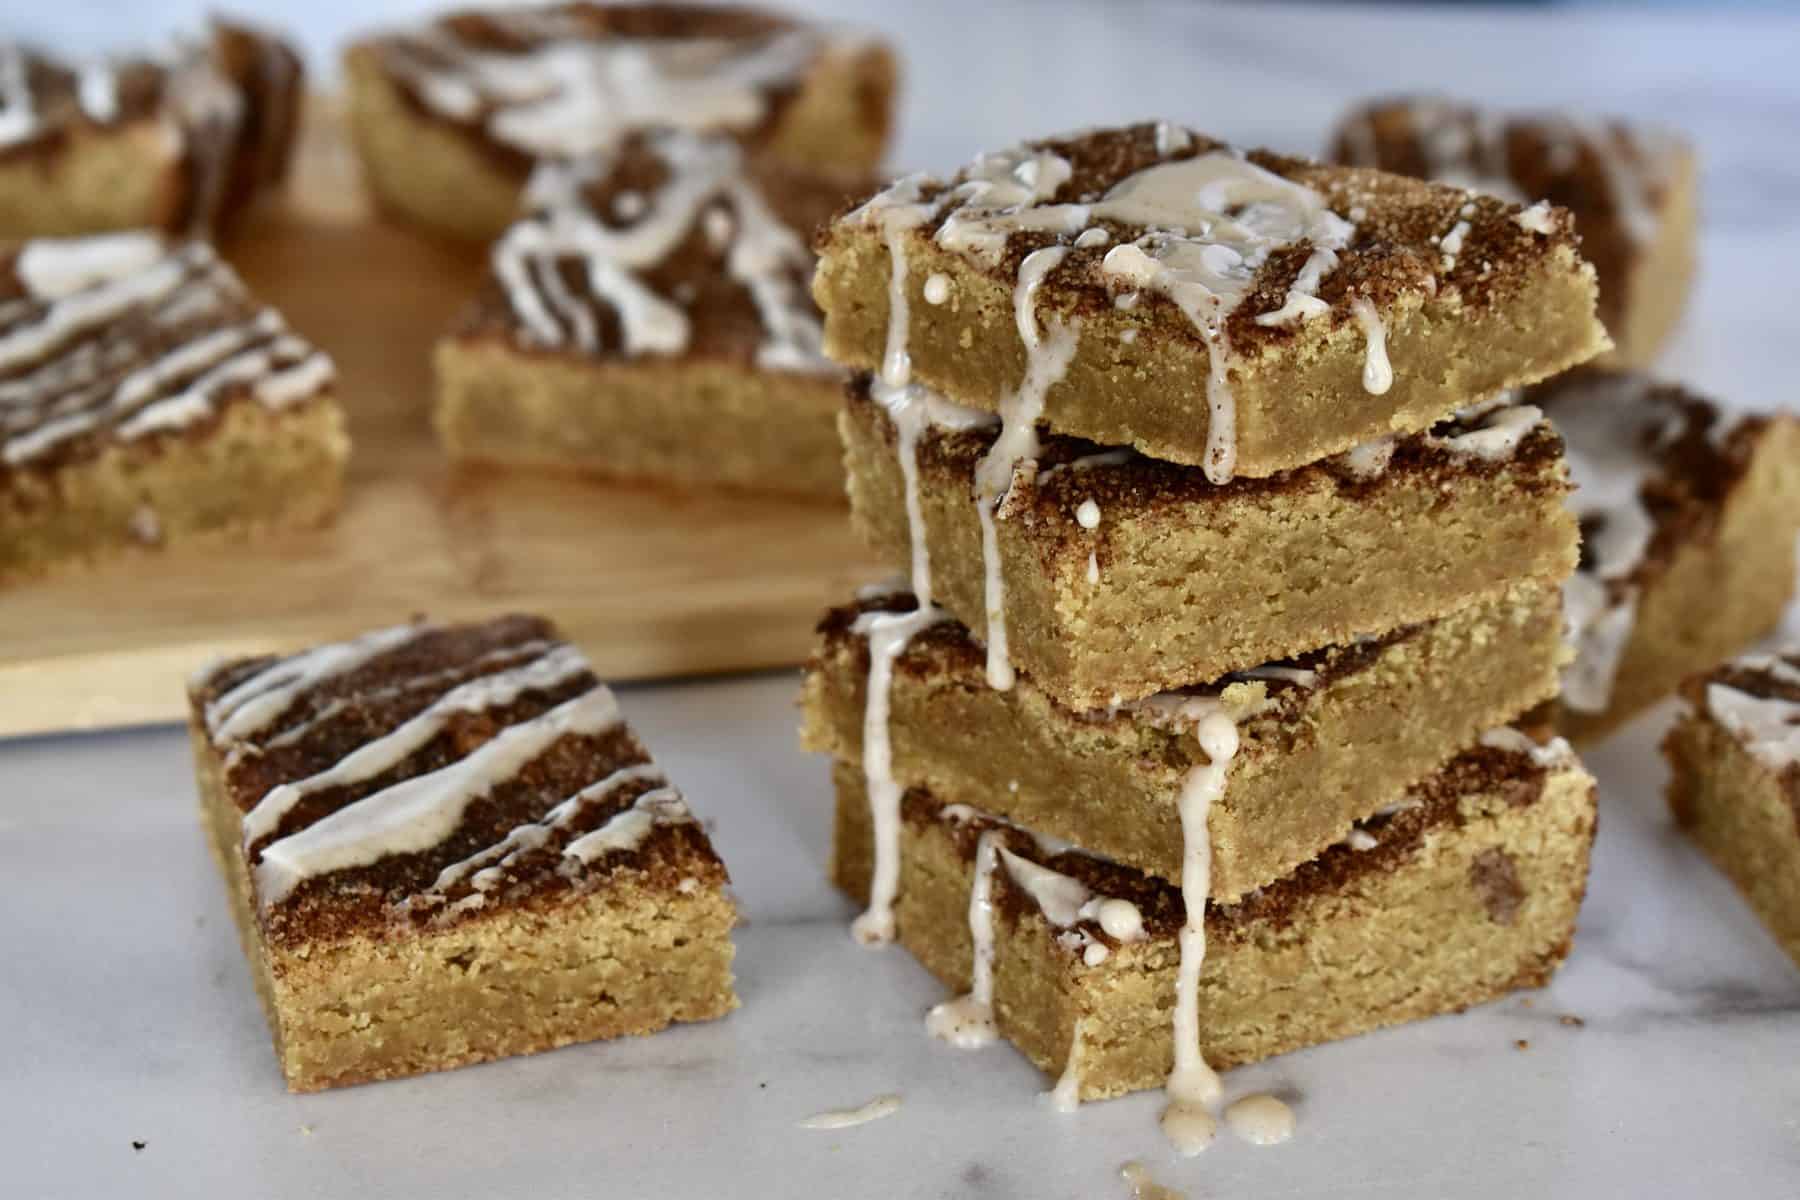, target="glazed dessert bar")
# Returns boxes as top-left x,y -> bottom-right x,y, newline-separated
813,121 -> 1609,482
830,735 -> 1596,1100
1543,371 -> 1800,741
345,2 -> 896,242
803,583 -> 1566,896
1330,98 -> 1696,368
435,130 -> 868,496
0,233 -> 347,584
841,378 -> 1578,706
188,615 -> 738,1091
1664,649 -> 1800,968
0,17 -> 302,238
